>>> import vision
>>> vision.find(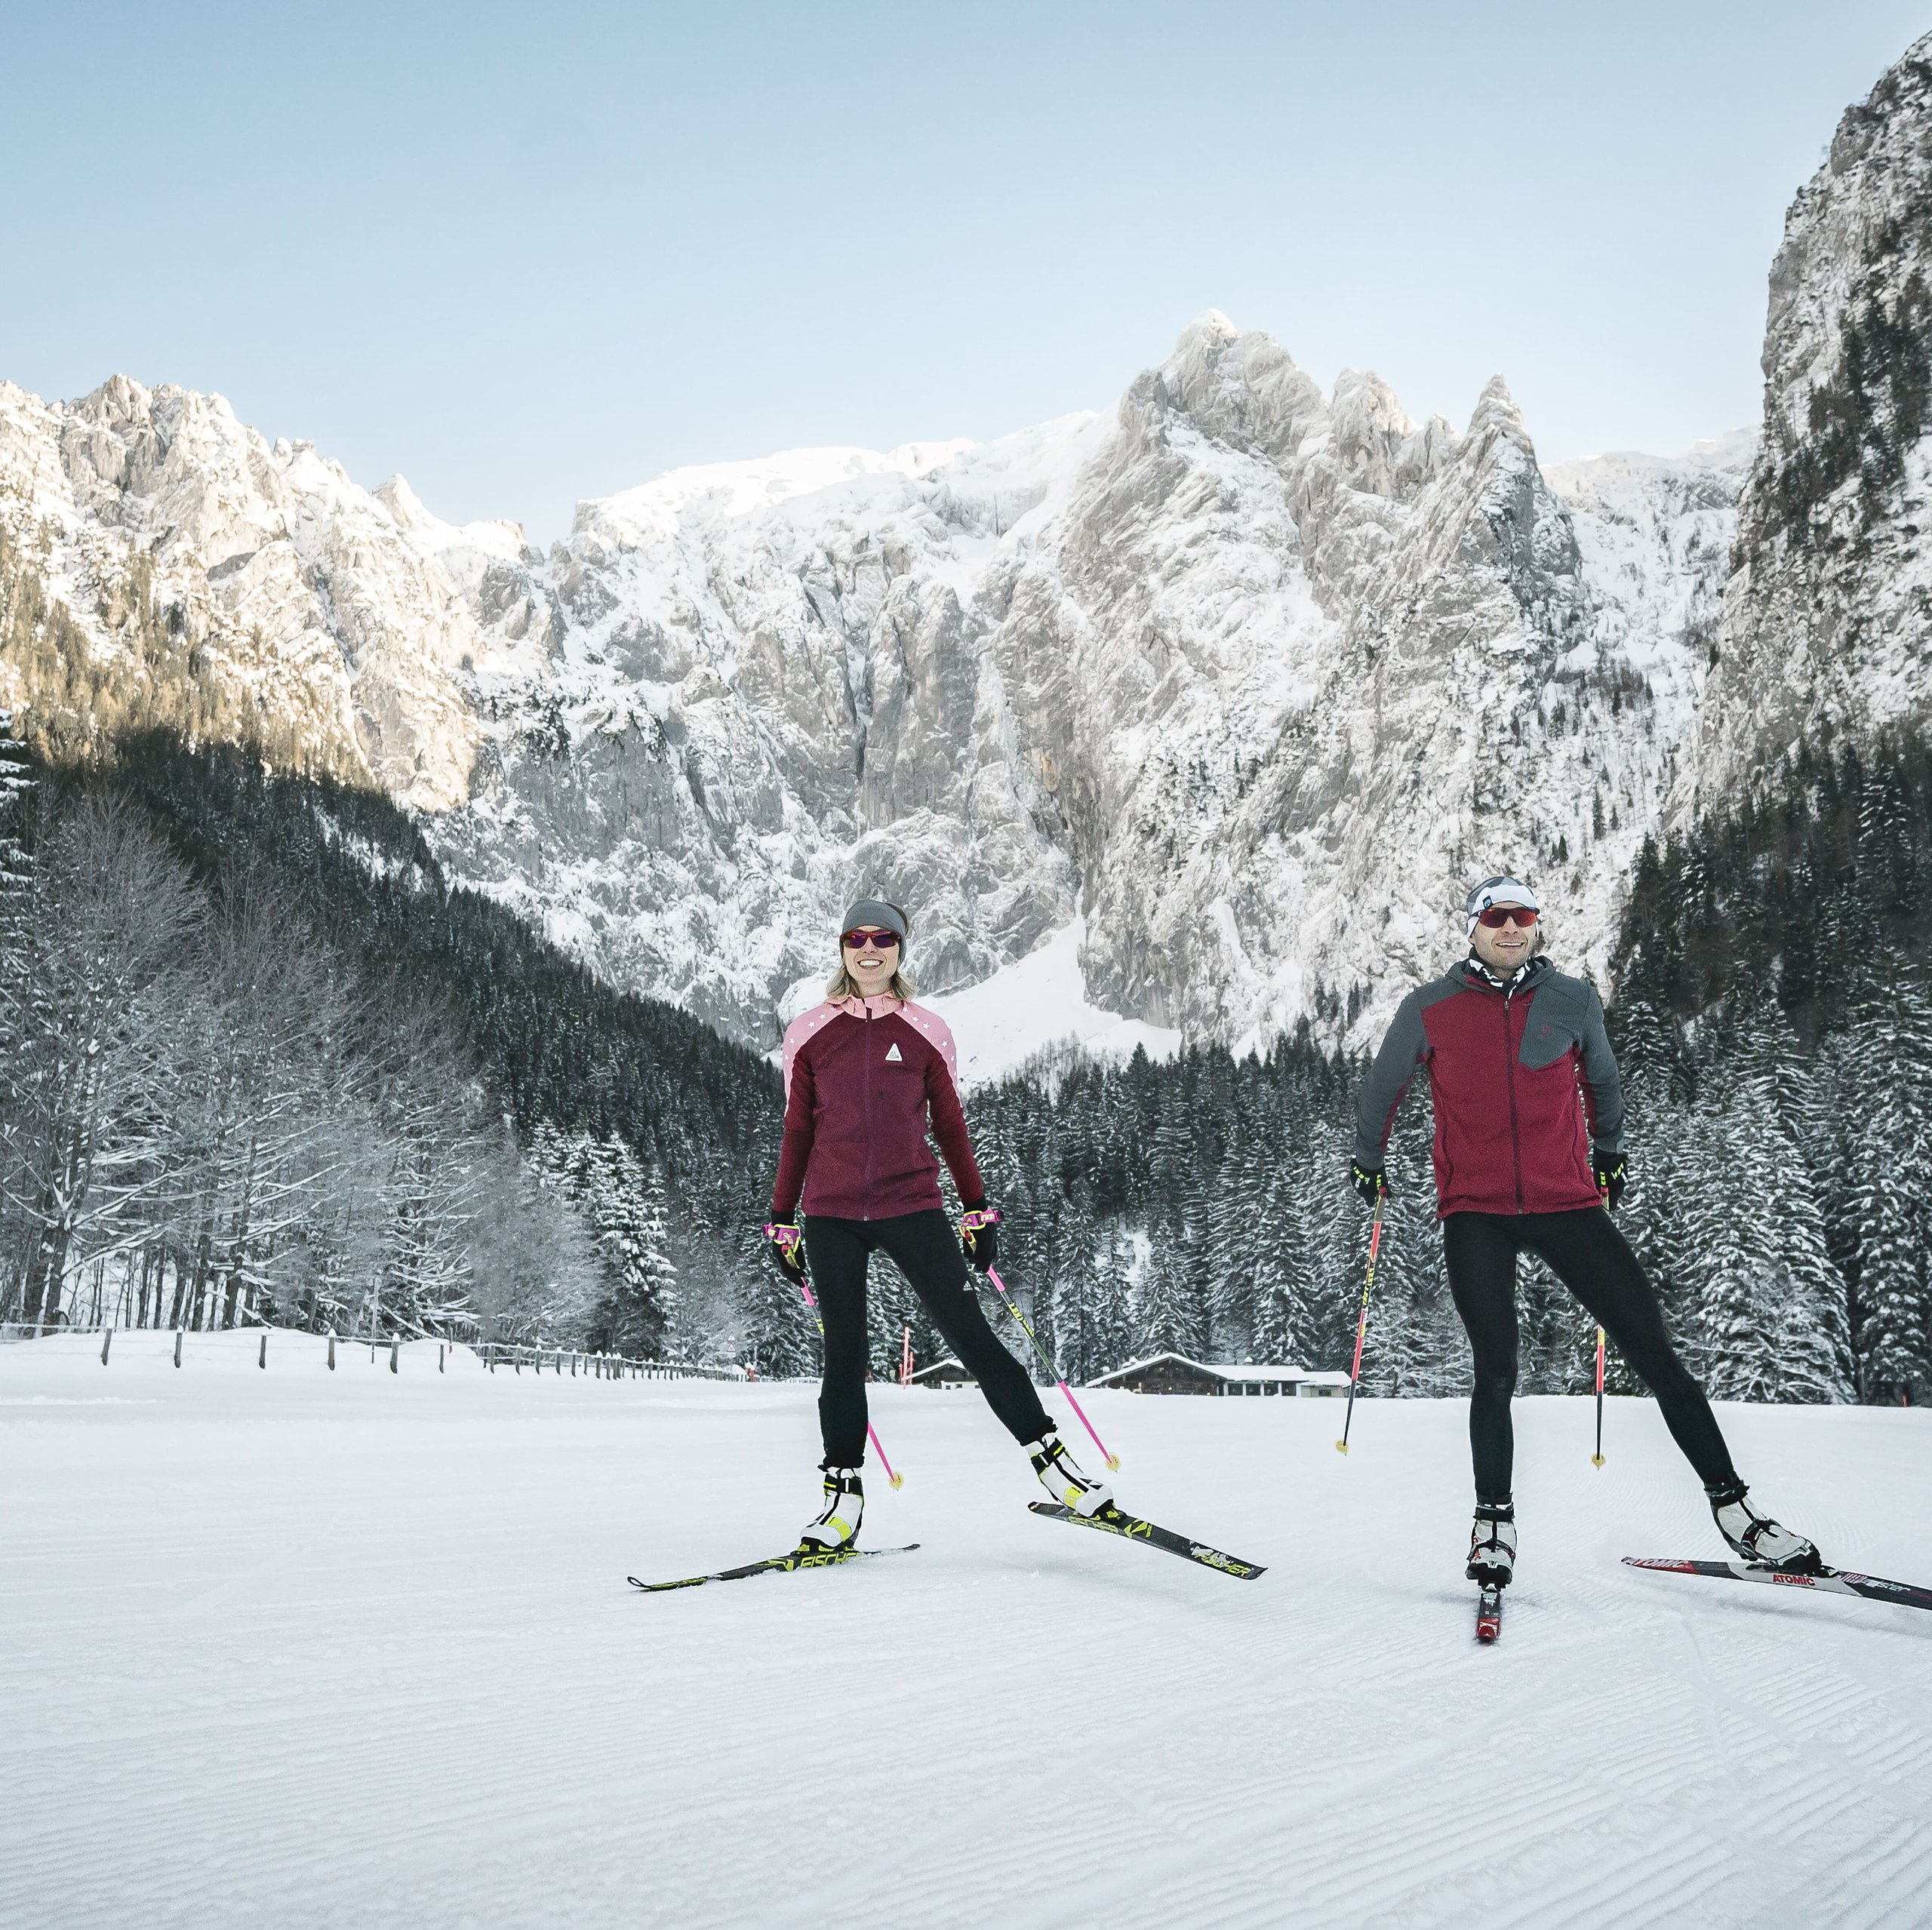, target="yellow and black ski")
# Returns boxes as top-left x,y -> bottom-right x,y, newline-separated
1028,1502 -> 1265,1581
629,1543 -> 918,1592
